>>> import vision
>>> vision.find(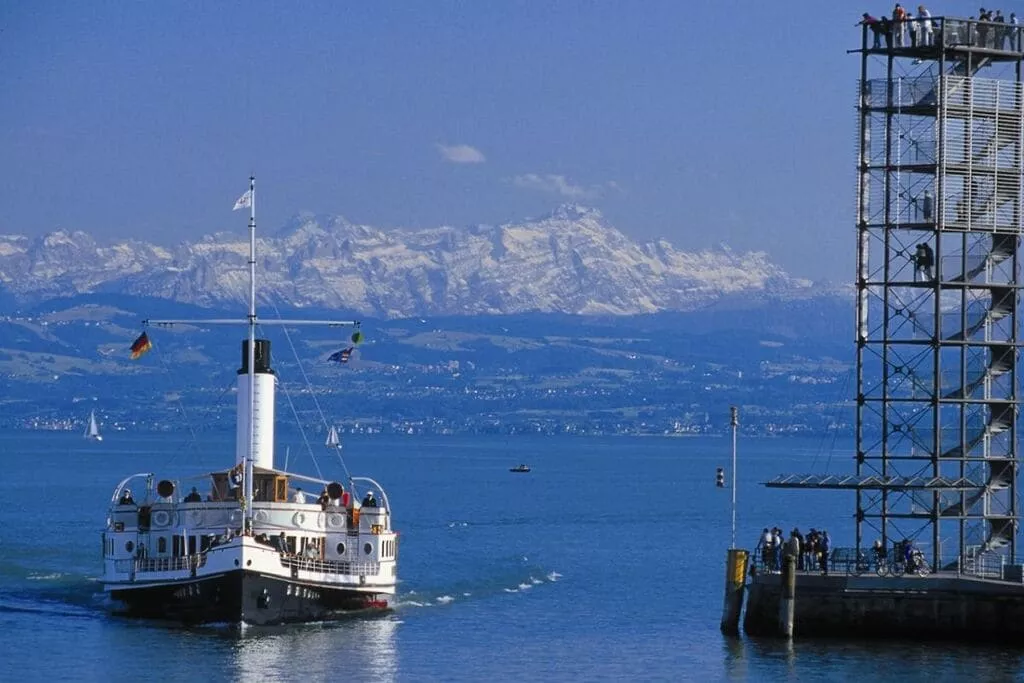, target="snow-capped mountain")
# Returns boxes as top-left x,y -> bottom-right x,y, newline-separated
0,206 -> 825,317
